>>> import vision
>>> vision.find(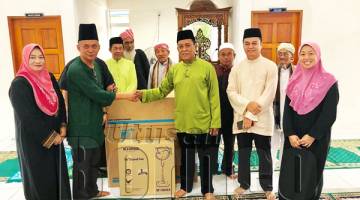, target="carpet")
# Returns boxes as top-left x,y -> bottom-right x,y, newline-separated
0,152 -> 17,182
0,147 -> 73,183
330,192 -> 360,199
